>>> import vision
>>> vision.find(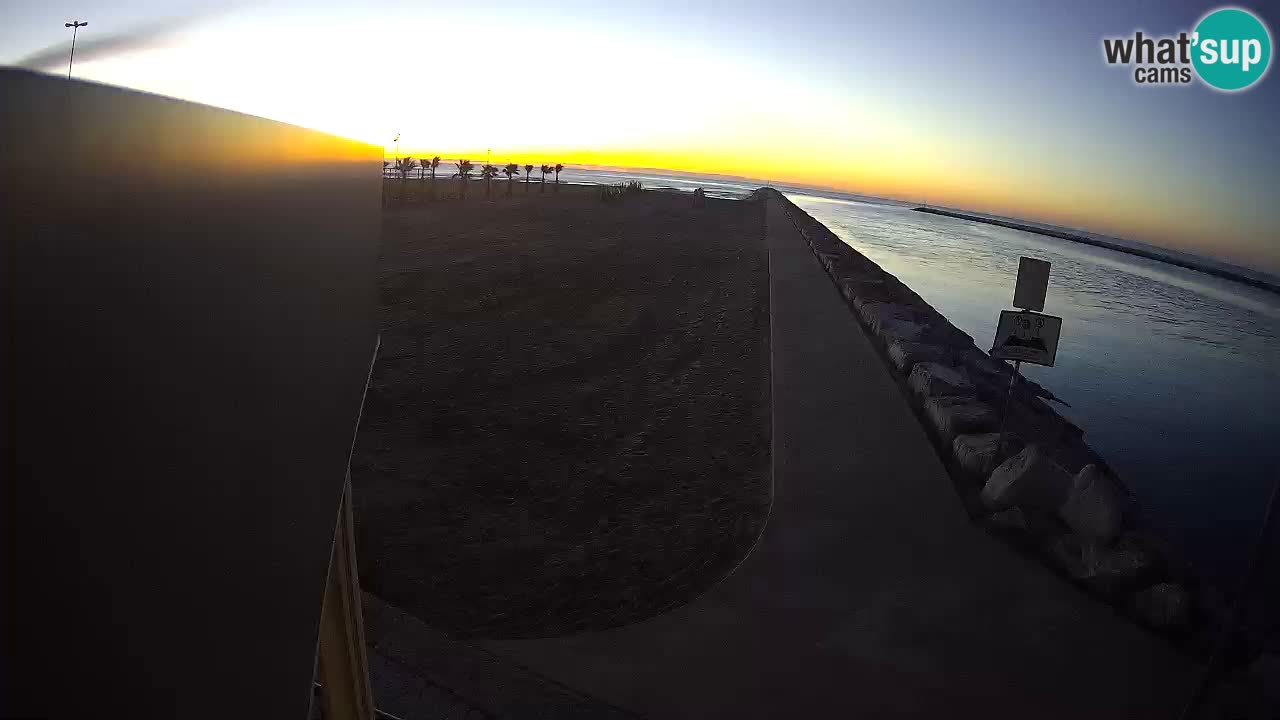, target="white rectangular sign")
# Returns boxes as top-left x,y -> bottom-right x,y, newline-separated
991,310 -> 1062,367
1013,257 -> 1051,312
